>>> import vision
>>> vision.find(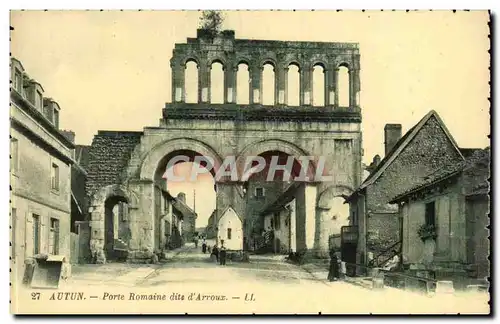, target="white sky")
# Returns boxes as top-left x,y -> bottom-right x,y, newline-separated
9,10 -> 491,227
